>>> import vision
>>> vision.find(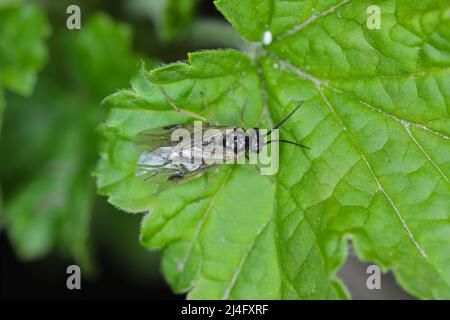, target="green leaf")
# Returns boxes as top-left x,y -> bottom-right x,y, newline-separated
1,13 -> 143,270
0,1 -> 50,96
97,0 -> 450,299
